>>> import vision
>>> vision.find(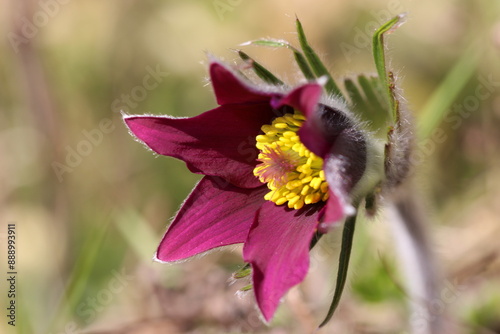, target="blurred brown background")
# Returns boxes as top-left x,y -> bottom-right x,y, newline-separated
1,0 -> 500,333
